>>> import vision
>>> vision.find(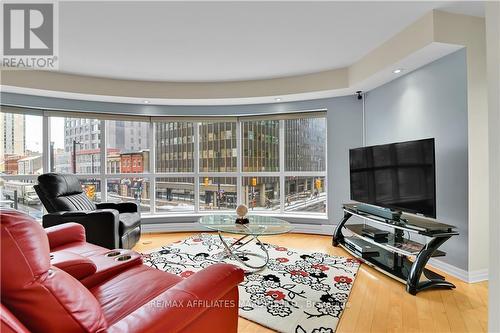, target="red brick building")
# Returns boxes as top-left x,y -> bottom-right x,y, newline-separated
4,155 -> 23,175
120,150 -> 149,173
